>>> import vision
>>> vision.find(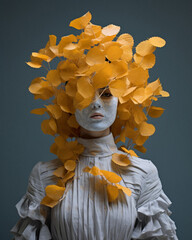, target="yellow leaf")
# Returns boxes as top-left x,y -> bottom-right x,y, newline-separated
46,104 -> 62,119
128,67 -> 149,86
117,33 -> 134,47
65,78 -> 77,97
69,11 -> 92,30
107,184 -> 119,202
57,90 -> 75,114
135,135 -> 148,146
53,166 -> 66,178
136,40 -> 156,56
109,76 -> 129,97
139,122 -> 155,136
67,115 -> 79,129
134,53 -> 156,70
160,90 -> 170,97
86,46 -> 105,66
77,76 -> 95,98
45,185 -> 65,201
41,119 -> 55,135
30,108 -> 47,115
120,147 -> 138,157
102,24 -> 120,36
62,171 -> 75,183
110,61 -> 128,79
90,166 -> 102,176
26,61 -> 42,68
148,106 -> 164,118
64,160 -> 76,171
105,45 -> 123,62
49,118 -> 57,133
119,86 -> 137,104
41,195 -> 58,208
149,36 -> 166,48
101,170 -> 122,183
46,69 -> 61,87
116,184 -> 132,196
58,35 -> 77,53
134,145 -> 147,153
120,45 -> 132,62
92,62 -> 113,89
58,60 -> 78,81
112,153 -> 131,167
32,52 -> 50,61
133,106 -> 147,124
50,142 -> 58,155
